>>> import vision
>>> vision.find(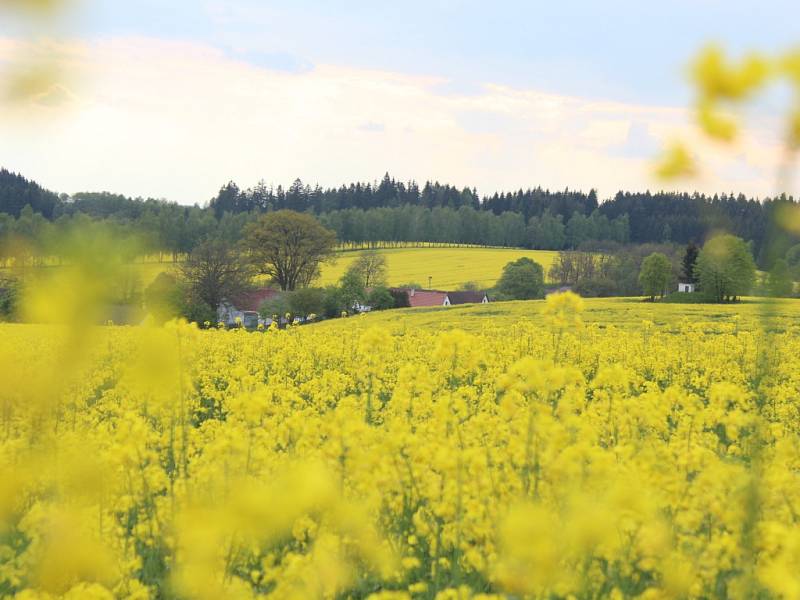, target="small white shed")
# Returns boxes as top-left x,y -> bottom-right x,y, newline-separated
677,282 -> 696,293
